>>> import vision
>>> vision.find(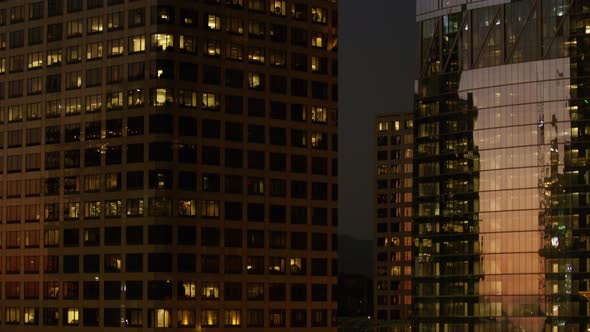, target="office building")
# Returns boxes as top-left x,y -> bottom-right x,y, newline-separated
0,0 -> 338,330
374,113 -> 413,321
414,0 -> 590,331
